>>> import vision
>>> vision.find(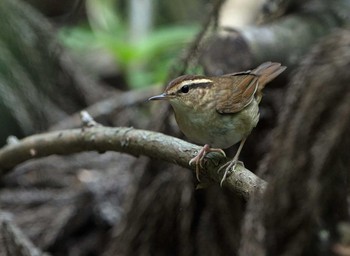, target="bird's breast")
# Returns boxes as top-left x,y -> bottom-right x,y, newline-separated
172,100 -> 260,148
